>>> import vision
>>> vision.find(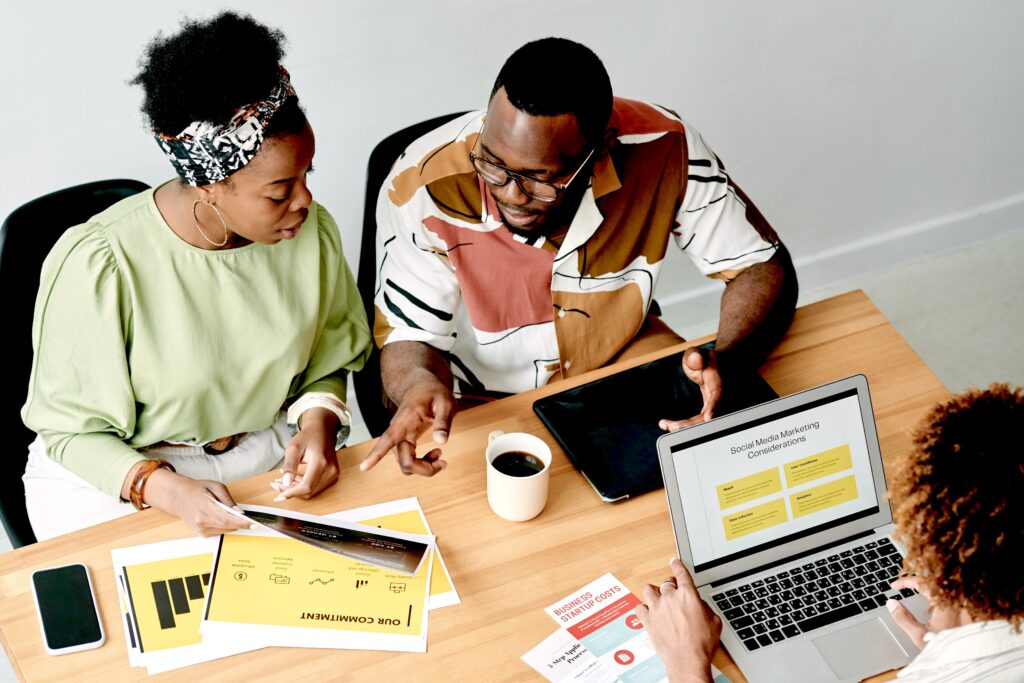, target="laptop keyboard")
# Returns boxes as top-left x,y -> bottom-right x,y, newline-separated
711,537 -> 918,652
